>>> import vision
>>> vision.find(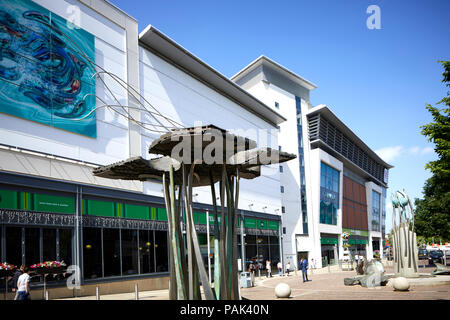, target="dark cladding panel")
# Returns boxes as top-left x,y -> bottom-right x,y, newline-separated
308,113 -> 388,184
